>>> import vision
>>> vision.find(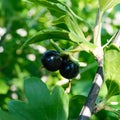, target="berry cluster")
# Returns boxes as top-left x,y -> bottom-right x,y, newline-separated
41,50 -> 79,79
